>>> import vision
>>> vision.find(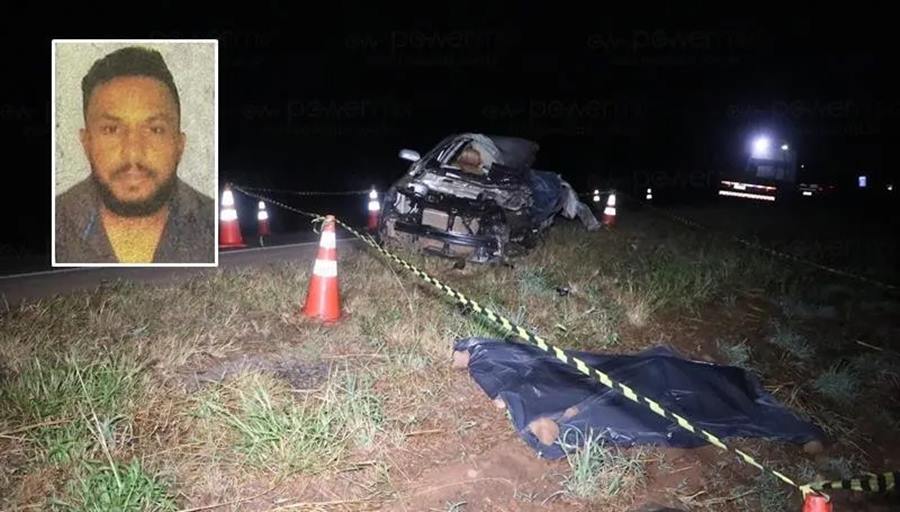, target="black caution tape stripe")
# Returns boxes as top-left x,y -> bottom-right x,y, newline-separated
235,185 -> 799,490
729,237 -> 899,292
232,186 -> 323,219
804,471 -> 897,493
315,223 -> 803,491
236,185 -> 370,196
234,185 -> 896,499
